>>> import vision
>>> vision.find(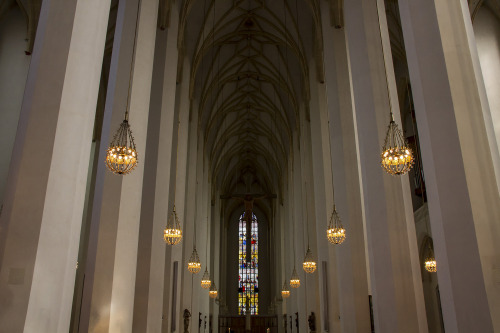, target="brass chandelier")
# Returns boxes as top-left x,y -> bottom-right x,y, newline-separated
281,281 -> 290,298
105,0 -> 141,176
201,267 -> 211,289
302,182 -> 317,274
106,118 -> 138,175
424,245 -> 437,273
290,266 -> 300,288
381,116 -> 414,176
163,118 -> 183,245
188,247 -> 201,274
188,172 -> 202,273
164,205 -> 183,245
375,0 -> 414,176
302,246 -> 317,274
324,84 -> 347,245
326,206 -> 346,245
289,180 -> 300,288
201,216 -> 211,288
209,282 -> 218,299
